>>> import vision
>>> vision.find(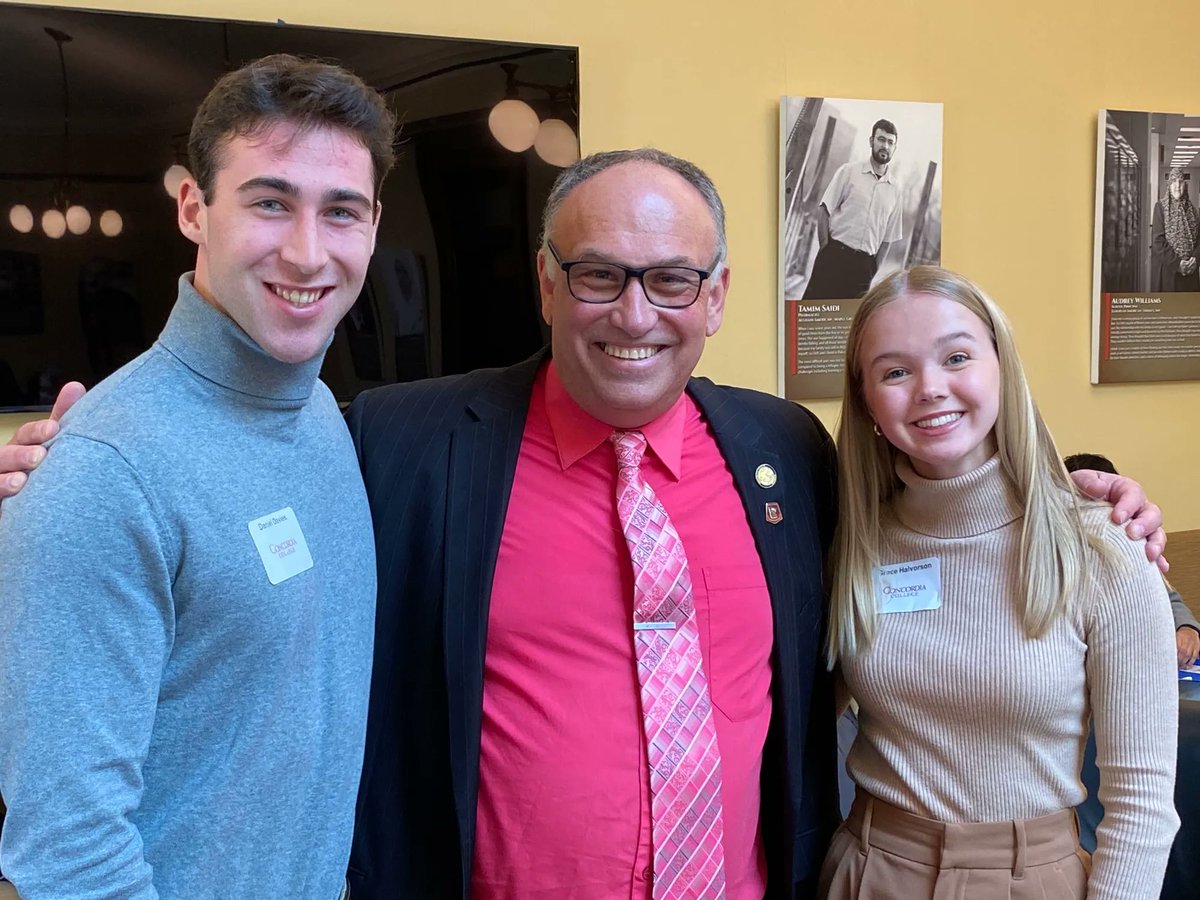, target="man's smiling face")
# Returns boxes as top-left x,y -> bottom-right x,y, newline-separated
537,161 -> 729,428
179,121 -> 380,364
